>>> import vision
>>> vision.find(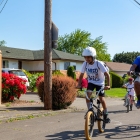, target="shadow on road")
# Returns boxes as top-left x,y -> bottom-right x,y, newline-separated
94,124 -> 140,139
108,110 -> 128,114
7,106 -> 44,111
45,130 -> 85,140
45,124 -> 140,140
